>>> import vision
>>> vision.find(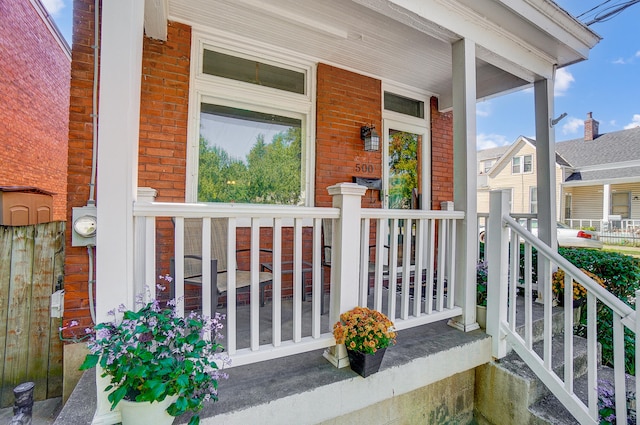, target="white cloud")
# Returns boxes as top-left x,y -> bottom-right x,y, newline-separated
477,133 -> 510,150
476,102 -> 491,118
624,114 -> 640,129
636,51 -> 640,58
613,57 -> 627,65
40,0 -> 65,16
561,117 -> 583,135
554,68 -> 574,96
